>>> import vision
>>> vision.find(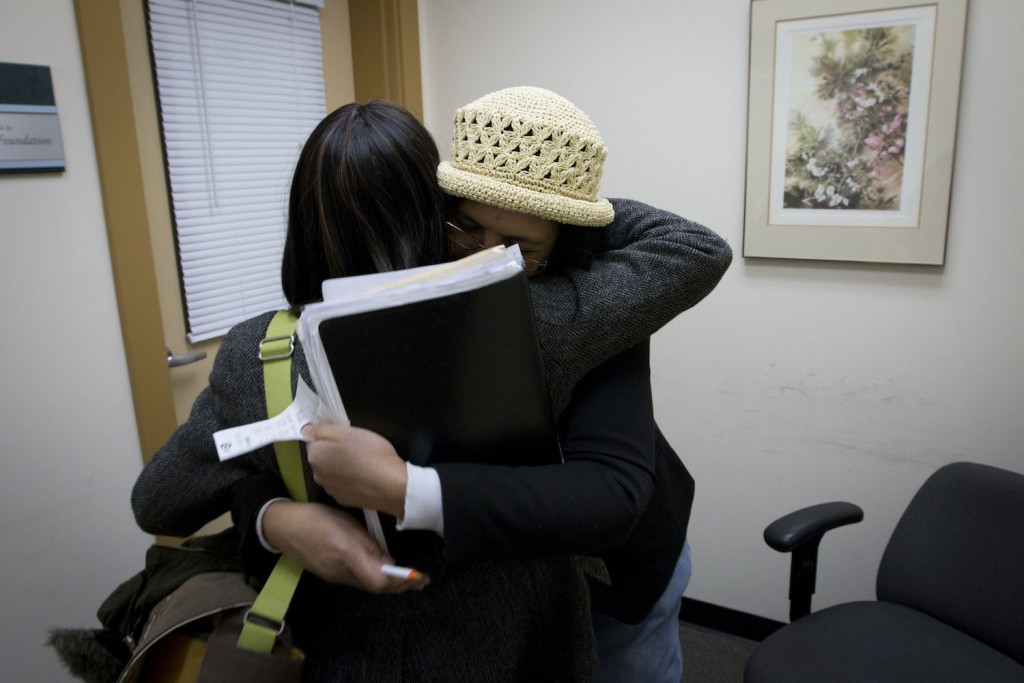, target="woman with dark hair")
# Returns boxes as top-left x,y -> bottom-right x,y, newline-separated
135,101 -> 596,681
280,102 -> 450,304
